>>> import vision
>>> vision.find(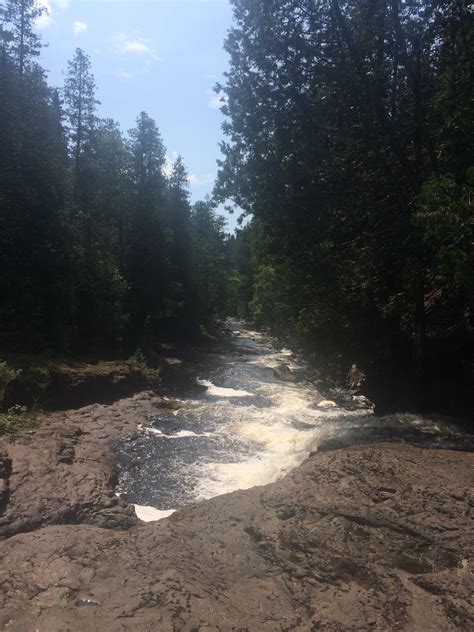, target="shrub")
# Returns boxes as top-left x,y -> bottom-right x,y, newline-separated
0,360 -> 20,408
127,349 -> 160,385
127,349 -> 148,372
0,405 -> 41,436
